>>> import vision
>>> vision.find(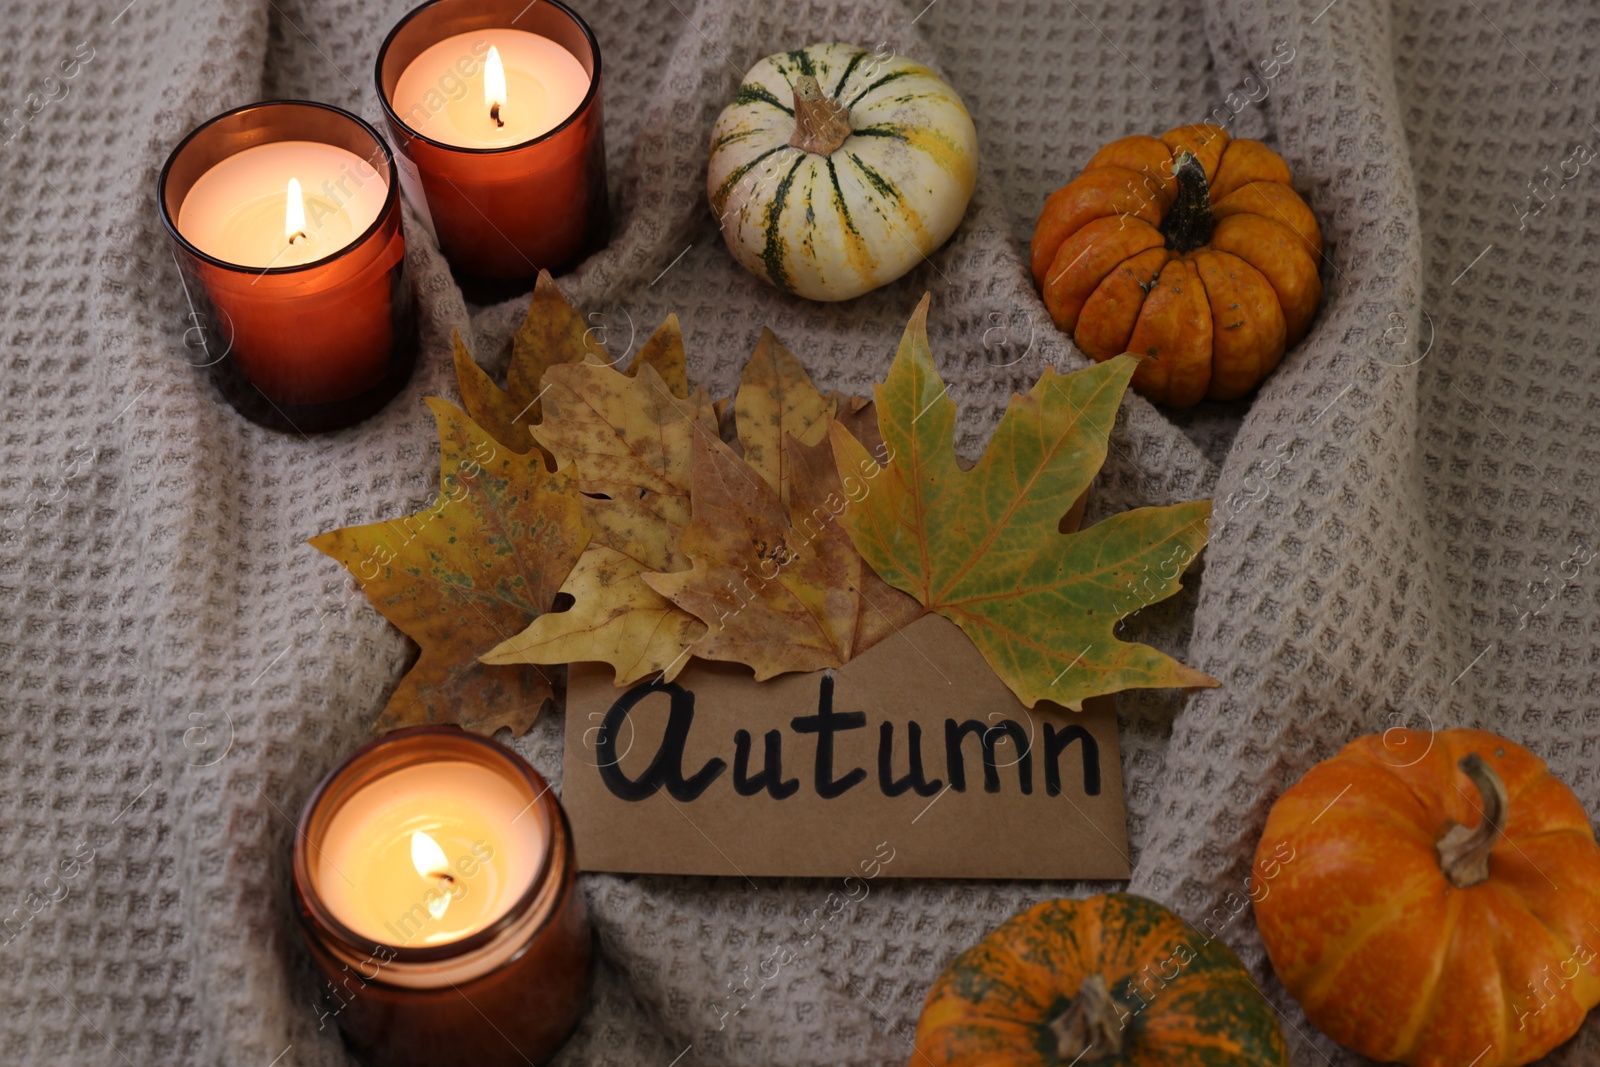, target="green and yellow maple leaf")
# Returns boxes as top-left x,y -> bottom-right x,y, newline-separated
454,270 -> 690,457
308,398 -> 589,735
479,362 -> 715,684
831,296 -> 1218,709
